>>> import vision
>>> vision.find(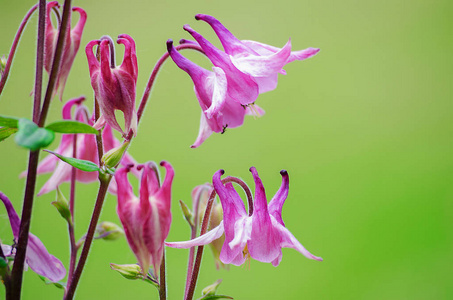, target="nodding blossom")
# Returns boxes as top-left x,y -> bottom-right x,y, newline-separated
166,168 -> 322,266
190,14 -> 320,94
44,1 -> 87,100
86,34 -> 138,136
167,40 -> 264,148
115,162 -> 174,277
